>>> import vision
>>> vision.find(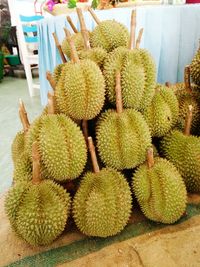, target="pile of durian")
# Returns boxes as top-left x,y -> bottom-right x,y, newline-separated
5,8 -> 200,246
